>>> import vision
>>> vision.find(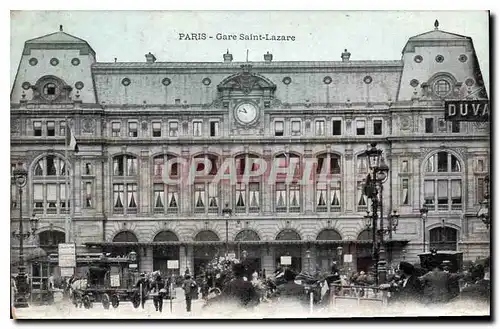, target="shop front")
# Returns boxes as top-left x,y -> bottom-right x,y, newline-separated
192,230 -> 223,277
315,228 -> 343,272
274,229 -> 303,273
234,229 -> 262,277
152,230 -> 180,276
